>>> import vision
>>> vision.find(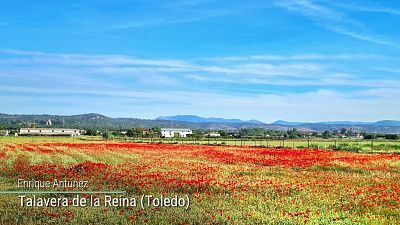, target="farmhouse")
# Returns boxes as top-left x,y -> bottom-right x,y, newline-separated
19,128 -> 83,136
161,128 -> 192,138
